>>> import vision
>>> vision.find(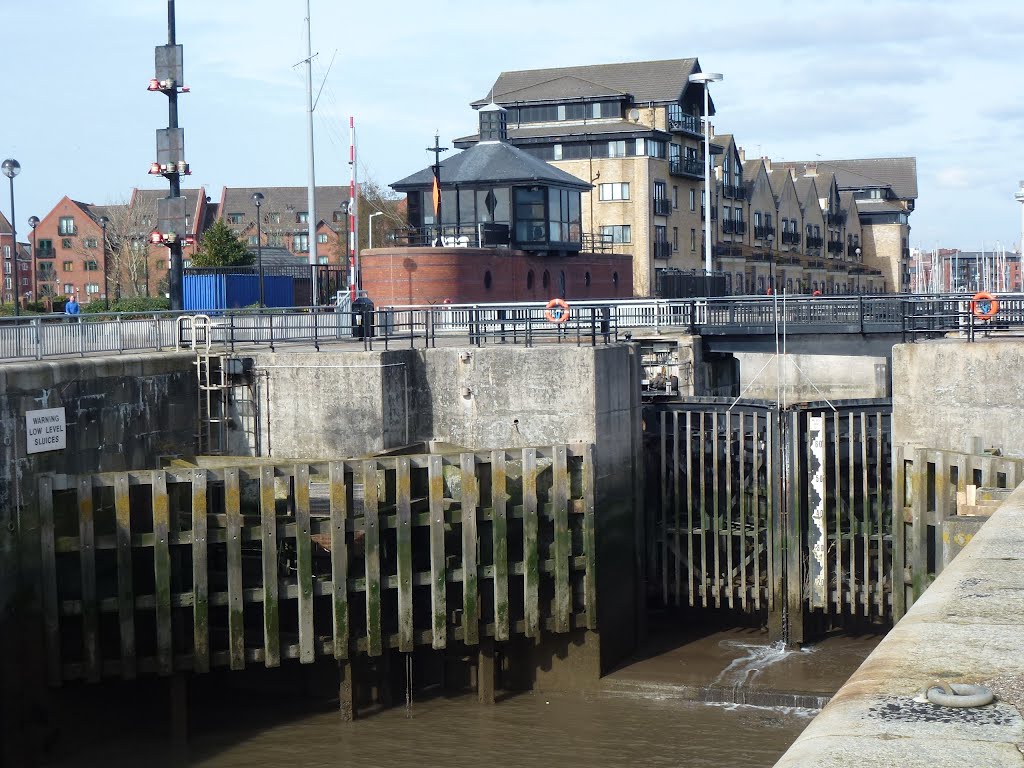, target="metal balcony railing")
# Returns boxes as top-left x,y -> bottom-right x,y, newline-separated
669,157 -> 704,177
653,241 -> 672,260
653,198 -> 672,216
